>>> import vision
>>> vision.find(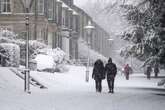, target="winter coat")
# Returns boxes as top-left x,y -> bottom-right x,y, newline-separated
105,62 -> 117,80
124,65 -> 130,74
154,64 -> 159,74
124,64 -> 133,75
144,65 -> 152,75
92,60 -> 105,81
